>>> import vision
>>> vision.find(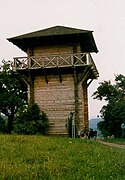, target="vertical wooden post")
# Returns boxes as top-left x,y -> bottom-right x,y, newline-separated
28,73 -> 34,105
73,43 -> 81,136
27,47 -> 34,69
28,57 -> 31,68
73,68 -> 79,136
82,82 -> 89,131
13,58 -> 17,71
